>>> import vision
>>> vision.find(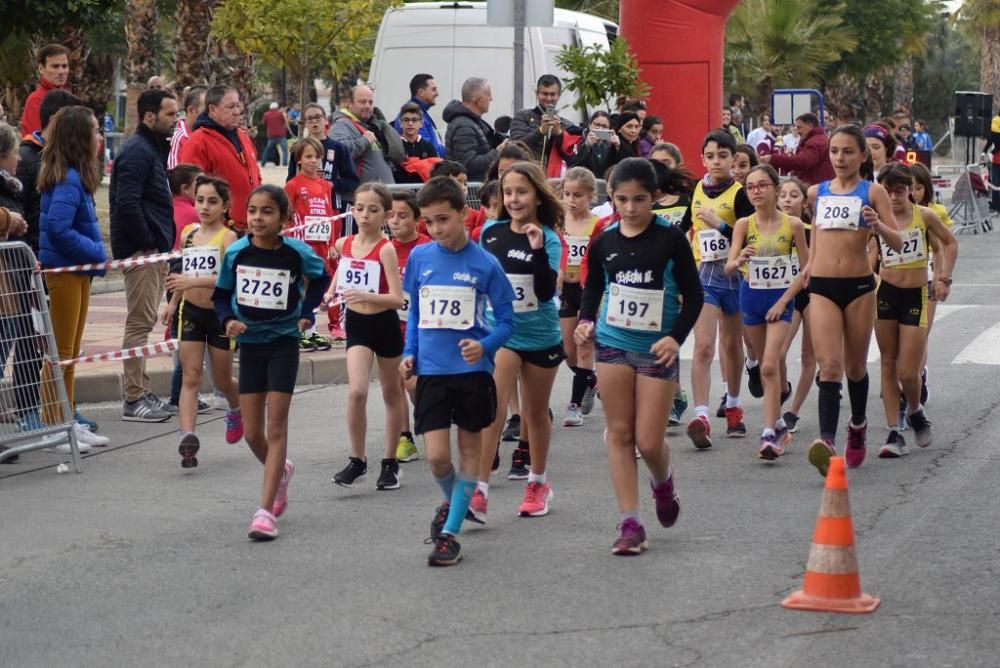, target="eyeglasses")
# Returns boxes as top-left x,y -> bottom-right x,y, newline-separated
745,183 -> 774,193
304,114 -> 326,122
401,117 -> 422,124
